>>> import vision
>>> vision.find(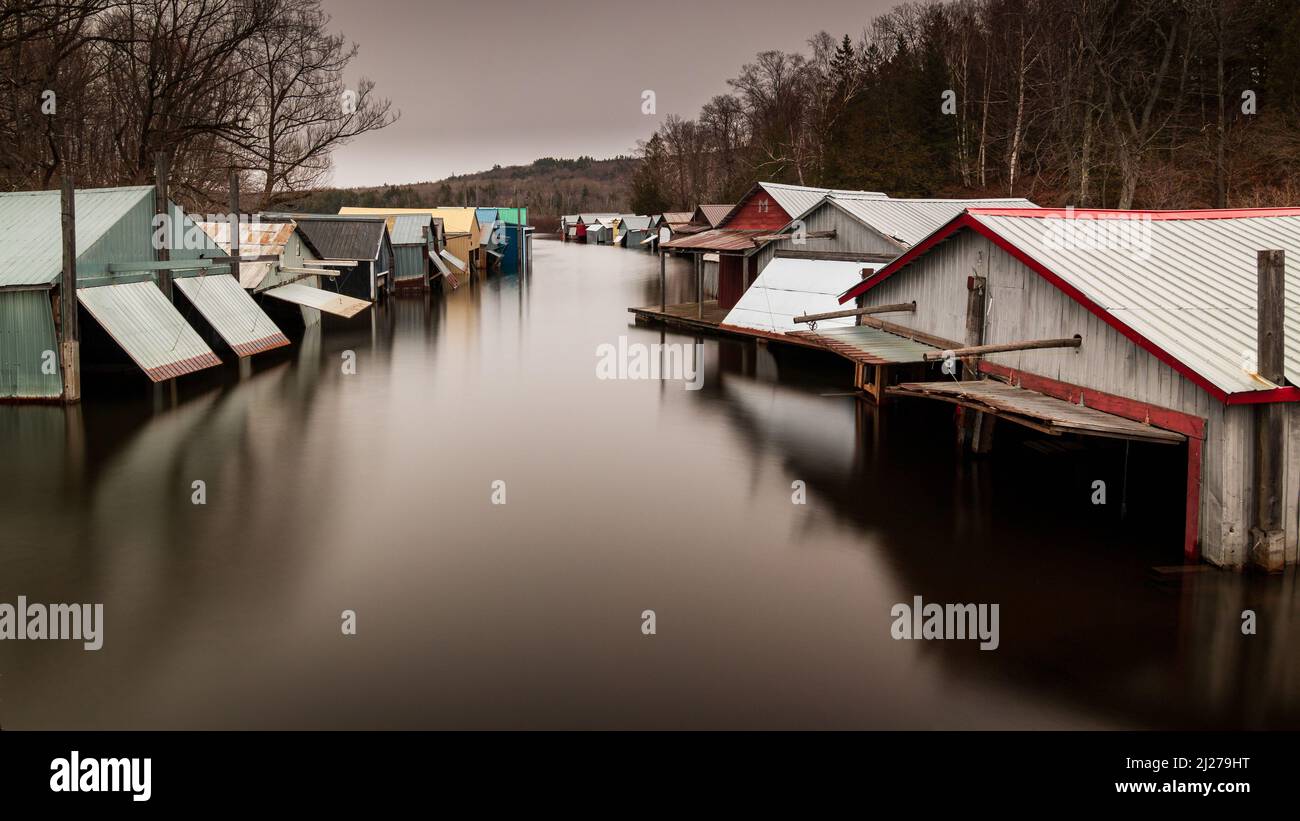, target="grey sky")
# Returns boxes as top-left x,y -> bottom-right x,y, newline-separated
321,0 -> 896,188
